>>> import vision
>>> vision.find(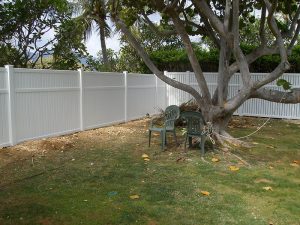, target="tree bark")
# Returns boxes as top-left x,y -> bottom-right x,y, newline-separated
98,19 -> 108,66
